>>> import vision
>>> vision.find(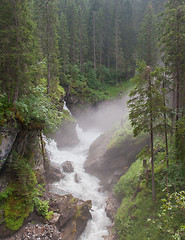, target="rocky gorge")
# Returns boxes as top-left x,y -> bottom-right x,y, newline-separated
0,123 -> 92,240
0,100 -> 149,240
